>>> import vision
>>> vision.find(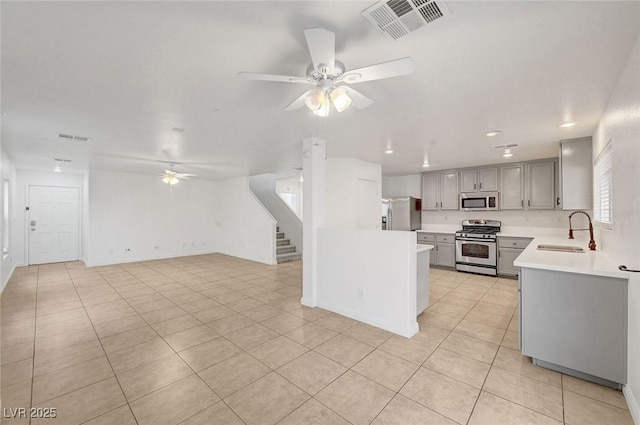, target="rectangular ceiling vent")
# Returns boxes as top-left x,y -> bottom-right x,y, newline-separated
362,0 -> 450,40
53,158 -> 73,163
58,133 -> 89,142
493,143 -> 519,149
